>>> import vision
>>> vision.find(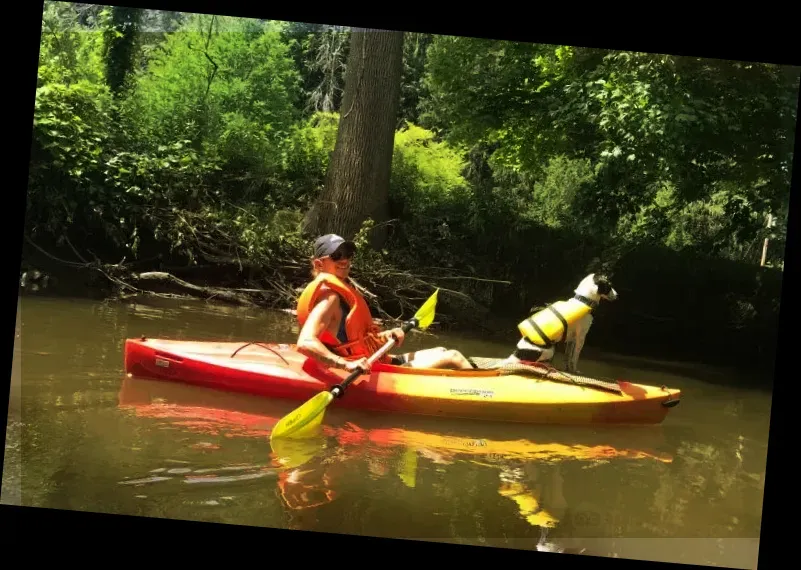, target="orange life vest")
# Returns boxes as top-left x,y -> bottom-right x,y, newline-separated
296,273 -> 387,360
